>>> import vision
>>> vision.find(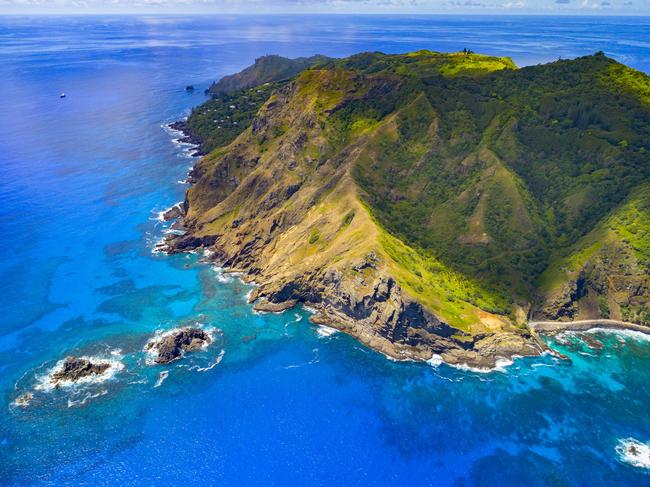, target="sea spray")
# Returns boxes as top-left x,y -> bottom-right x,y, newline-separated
616,438 -> 650,470
34,353 -> 125,392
